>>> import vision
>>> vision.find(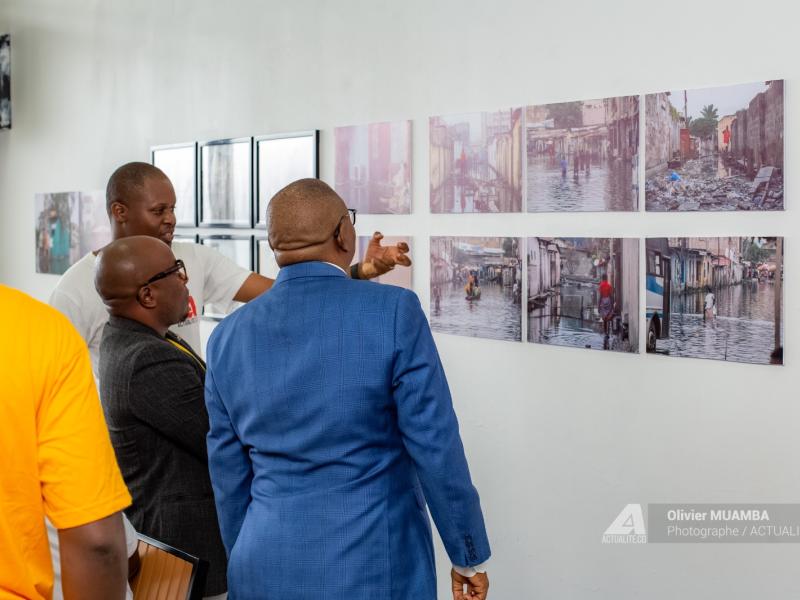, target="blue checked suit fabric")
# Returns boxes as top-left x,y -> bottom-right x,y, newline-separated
205,261 -> 490,599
